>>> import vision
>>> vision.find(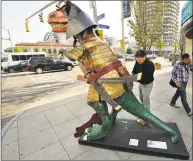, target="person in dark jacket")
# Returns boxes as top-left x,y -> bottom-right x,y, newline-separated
132,50 -> 155,125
